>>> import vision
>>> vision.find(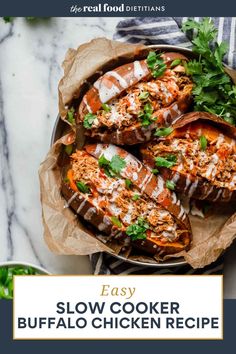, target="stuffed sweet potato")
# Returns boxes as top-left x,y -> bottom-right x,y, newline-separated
61,143 -> 191,257
140,112 -> 236,202
76,51 -> 193,145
